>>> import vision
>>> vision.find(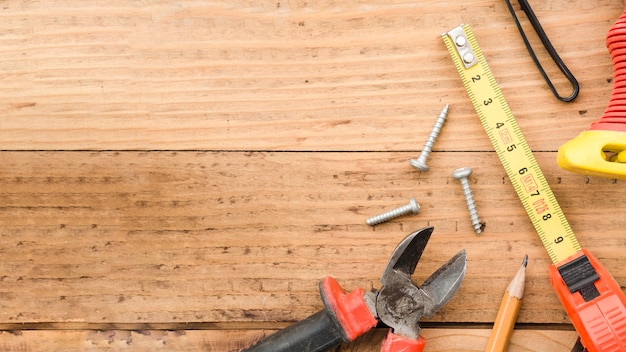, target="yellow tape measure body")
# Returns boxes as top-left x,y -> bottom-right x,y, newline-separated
443,24 -> 580,264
